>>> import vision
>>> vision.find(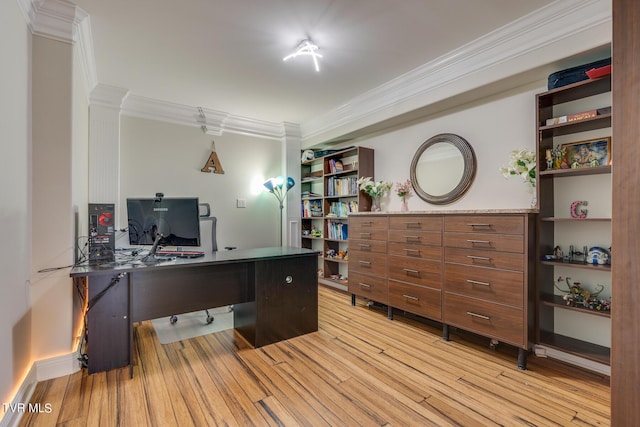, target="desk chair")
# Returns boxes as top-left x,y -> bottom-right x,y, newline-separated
169,216 -> 235,325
